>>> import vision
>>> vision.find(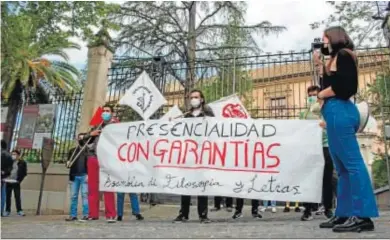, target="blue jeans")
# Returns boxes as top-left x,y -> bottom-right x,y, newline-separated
69,175 -> 88,217
117,193 -> 140,216
263,200 -> 276,207
1,182 -> 5,215
322,98 -> 379,218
